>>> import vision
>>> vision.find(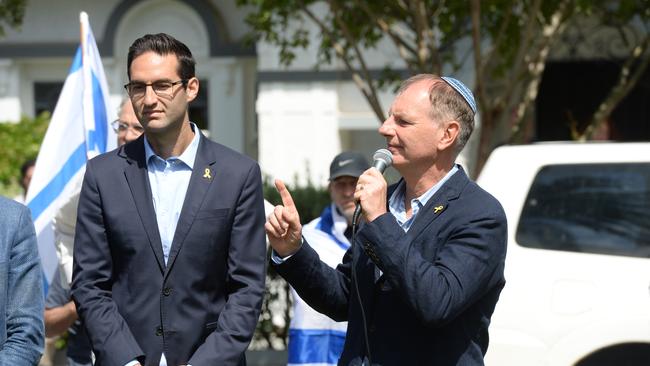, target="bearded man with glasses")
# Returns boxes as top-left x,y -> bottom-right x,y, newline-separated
72,33 -> 267,366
